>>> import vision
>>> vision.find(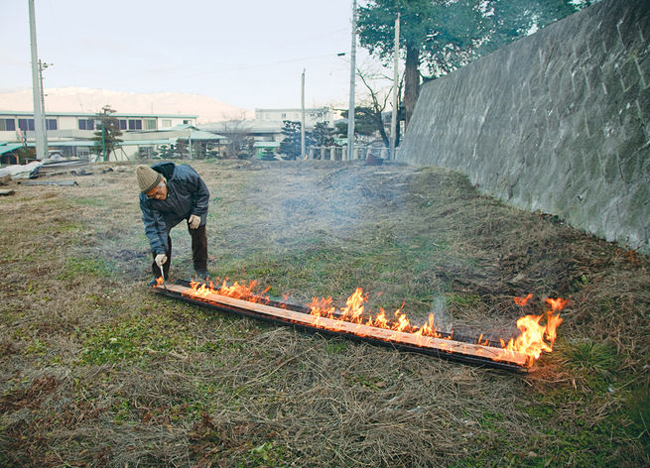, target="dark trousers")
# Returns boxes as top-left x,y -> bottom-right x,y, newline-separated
151,224 -> 208,278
